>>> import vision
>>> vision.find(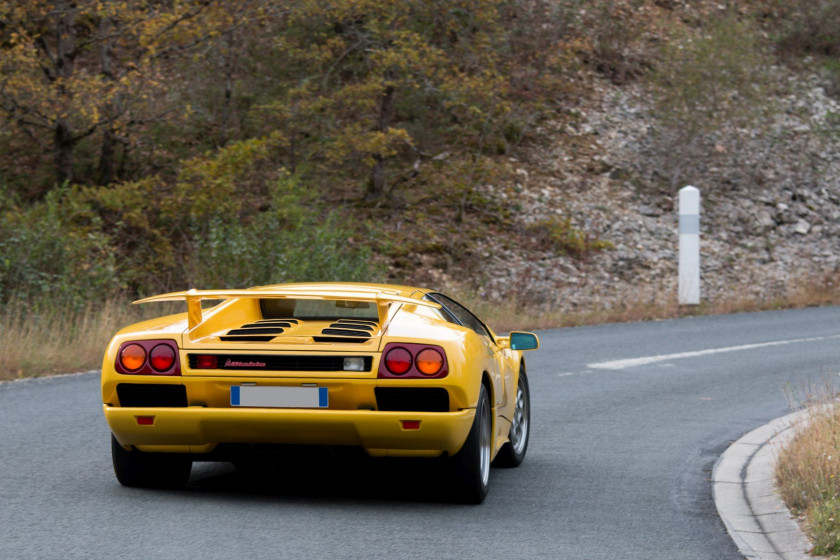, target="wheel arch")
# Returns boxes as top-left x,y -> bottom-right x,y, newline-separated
480,370 -> 494,405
